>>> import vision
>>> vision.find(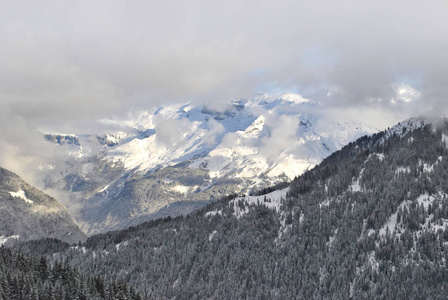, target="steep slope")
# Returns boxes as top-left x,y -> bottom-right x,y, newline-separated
30,117 -> 448,299
40,94 -> 378,235
0,167 -> 86,244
